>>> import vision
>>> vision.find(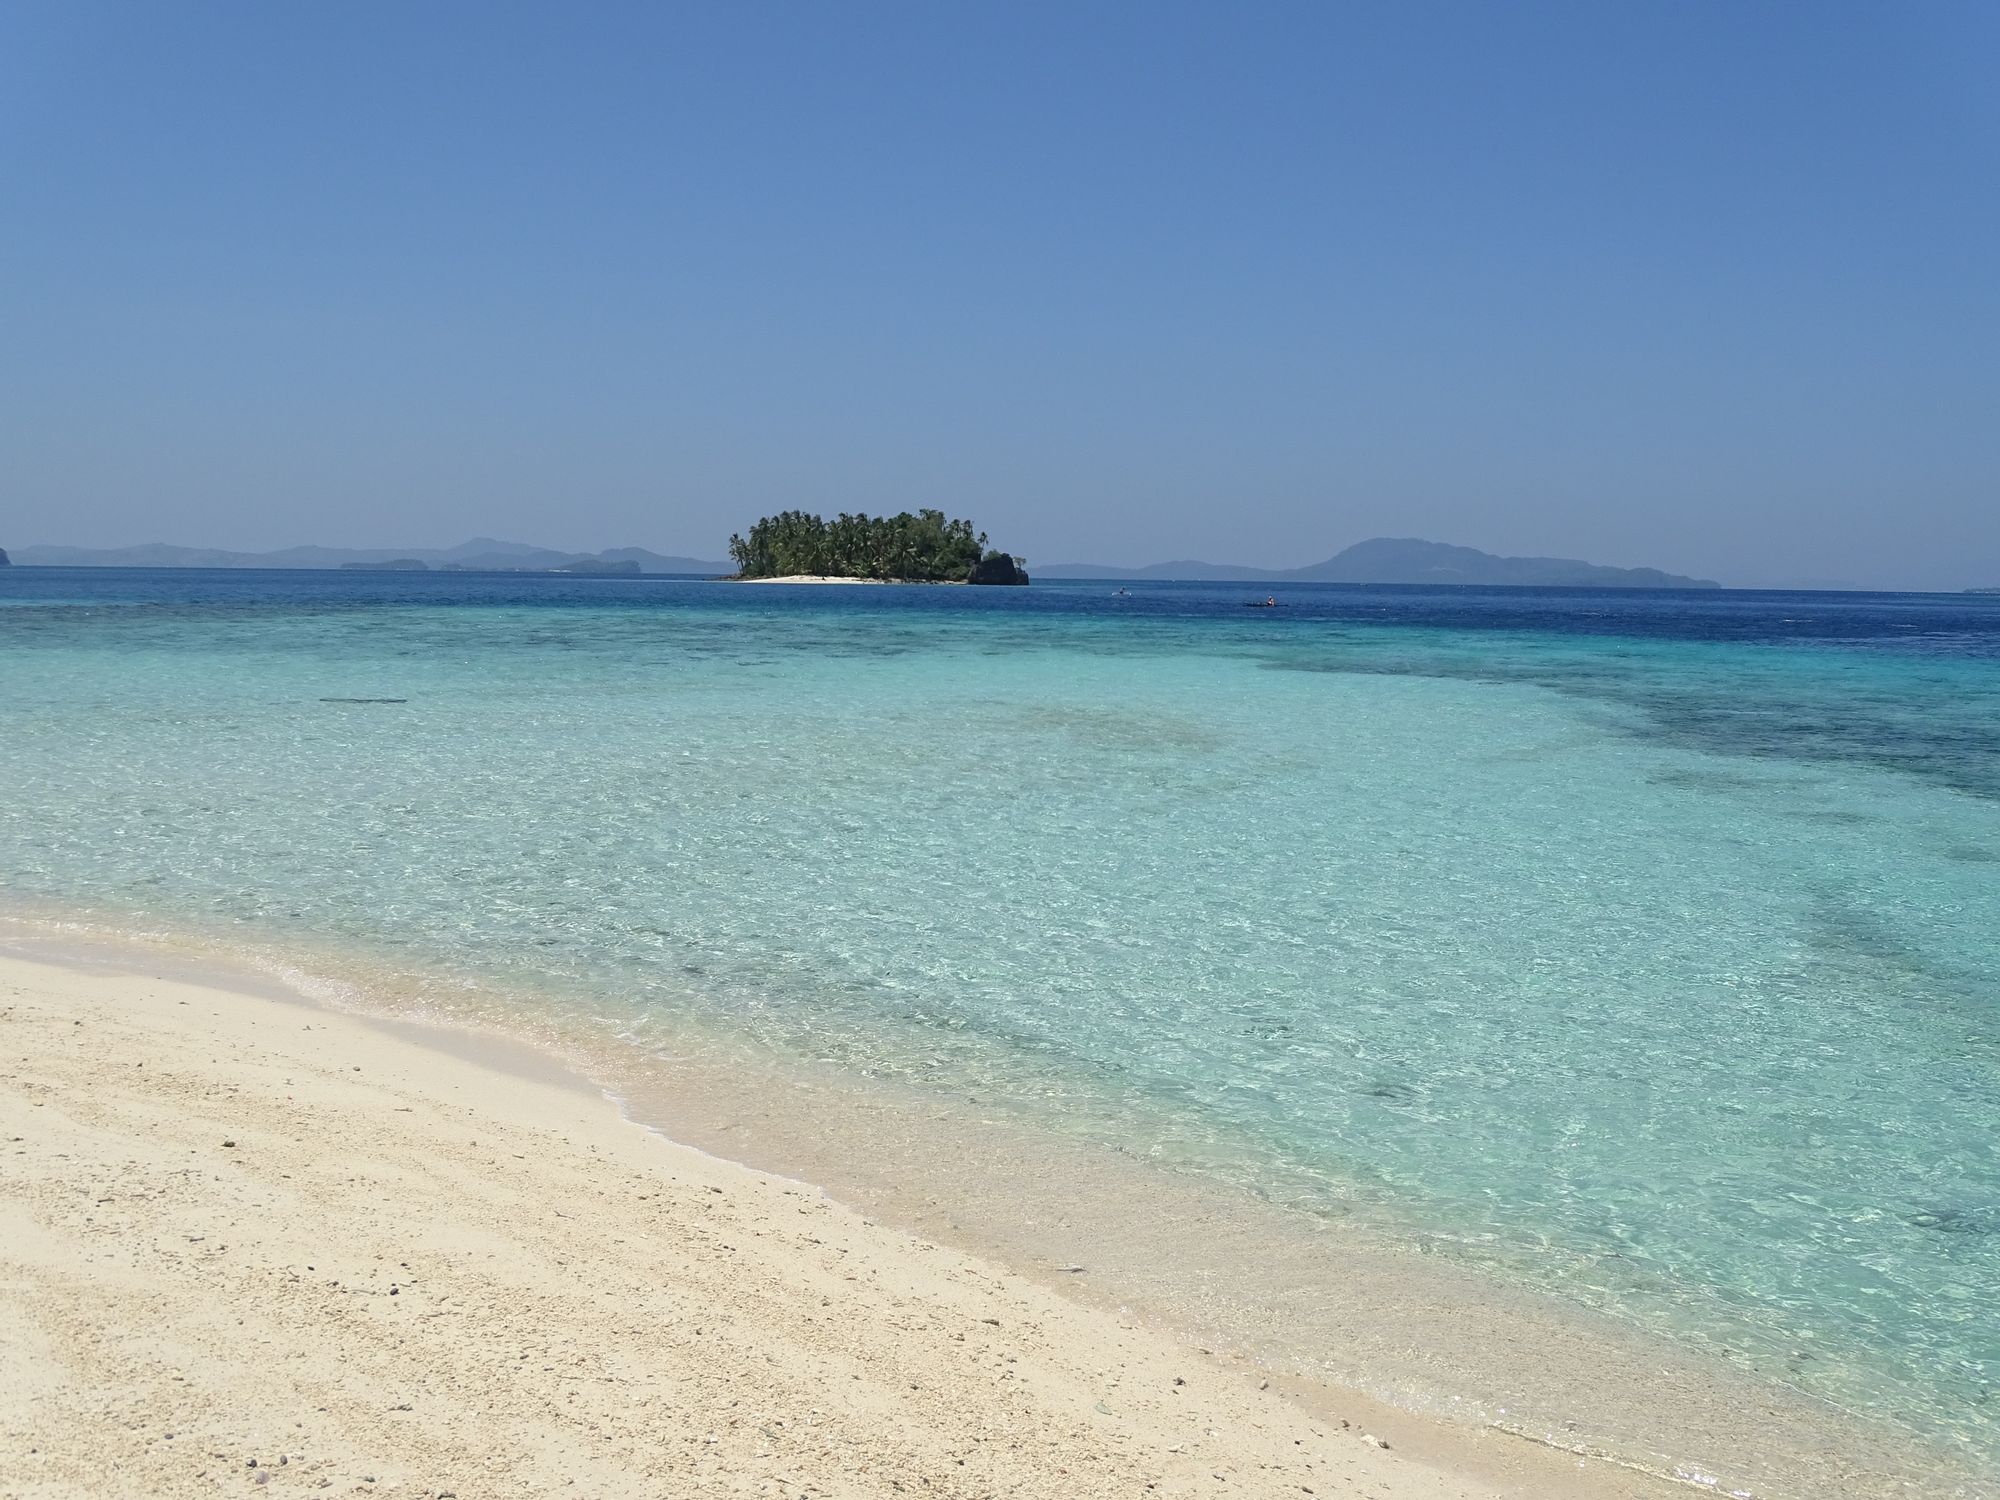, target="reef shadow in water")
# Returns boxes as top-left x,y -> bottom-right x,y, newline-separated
1904,1206 -> 1997,1237
1796,895 -> 1996,1037
1806,896 -> 1938,973
1258,651 -> 2000,804
1646,766 -> 1777,794
1358,1079 -> 1423,1104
